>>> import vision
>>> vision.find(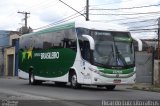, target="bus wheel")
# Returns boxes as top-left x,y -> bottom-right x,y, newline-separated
105,85 -> 116,90
29,71 -> 35,85
70,73 -> 81,89
29,71 -> 42,85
